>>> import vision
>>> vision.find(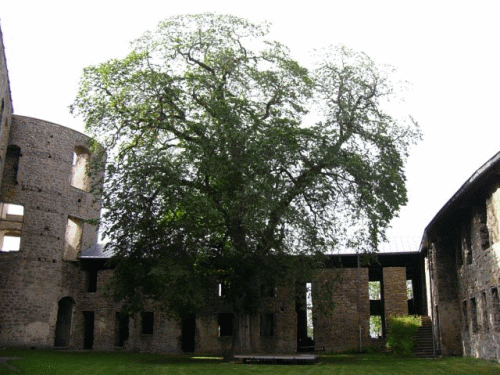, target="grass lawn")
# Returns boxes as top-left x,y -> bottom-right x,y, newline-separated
1,349 -> 499,375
